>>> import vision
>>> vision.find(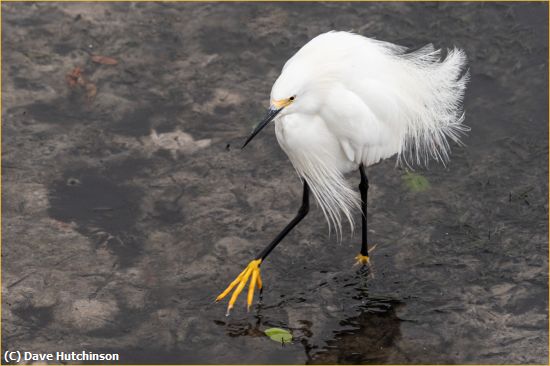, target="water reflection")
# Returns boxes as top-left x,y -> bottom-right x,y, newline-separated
307,297 -> 403,364
308,268 -> 403,364
215,268 -> 404,364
